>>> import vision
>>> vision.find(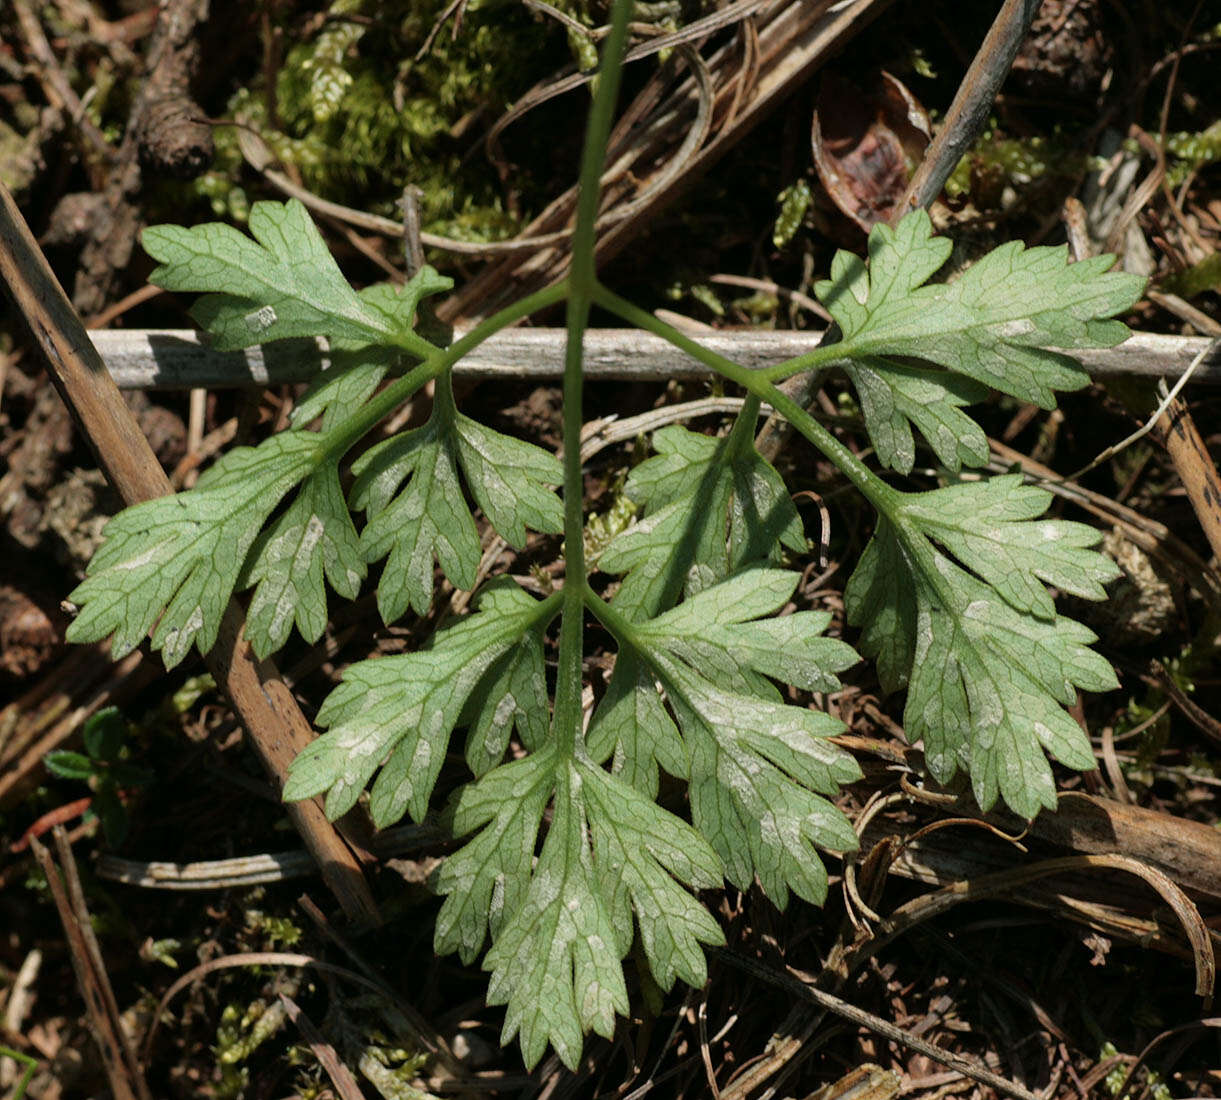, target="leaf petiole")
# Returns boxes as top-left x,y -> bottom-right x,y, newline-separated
592,282 -> 902,516
321,280 -> 570,460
